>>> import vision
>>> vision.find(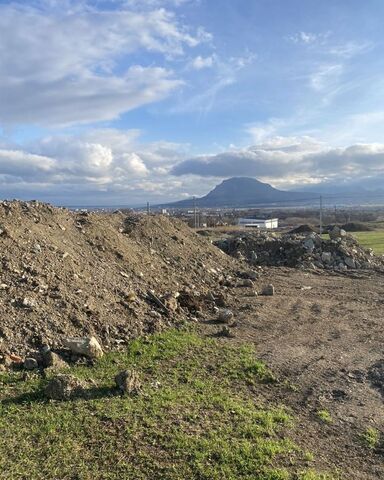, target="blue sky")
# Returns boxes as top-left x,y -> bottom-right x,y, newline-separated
1,0 -> 384,205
